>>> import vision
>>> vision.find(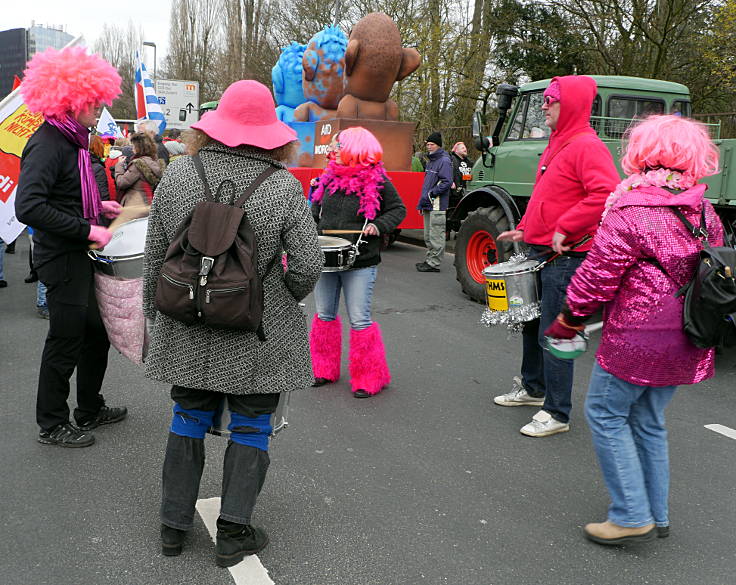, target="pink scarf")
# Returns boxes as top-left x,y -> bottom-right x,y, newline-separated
311,160 -> 386,220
